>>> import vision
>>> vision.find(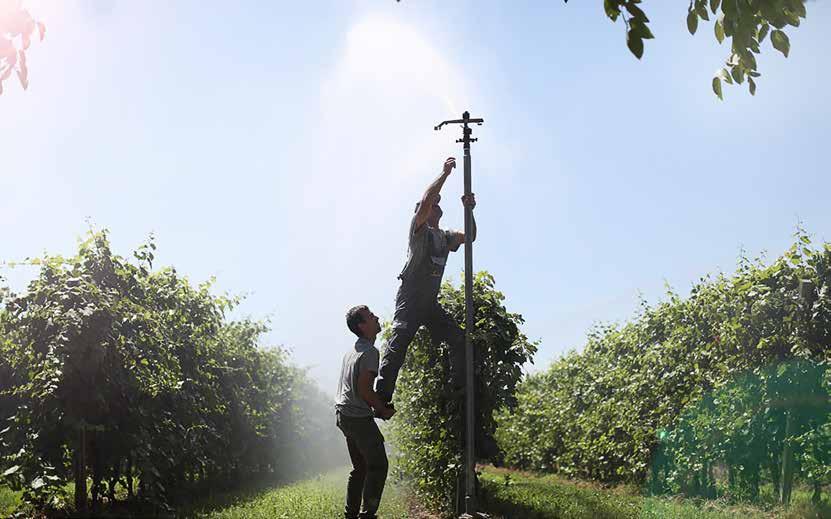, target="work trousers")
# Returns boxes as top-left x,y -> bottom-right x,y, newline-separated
376,297 -> 465,402
336,412 -> 388,519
